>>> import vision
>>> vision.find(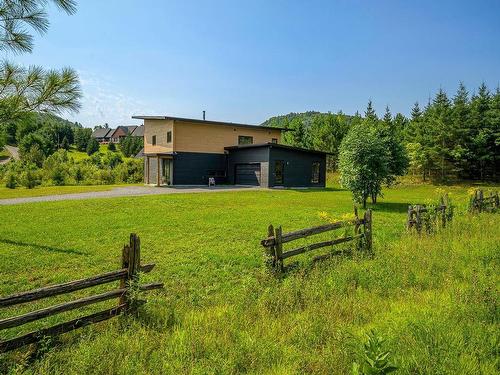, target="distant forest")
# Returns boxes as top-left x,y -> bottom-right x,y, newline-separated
262,83 -> 499,181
